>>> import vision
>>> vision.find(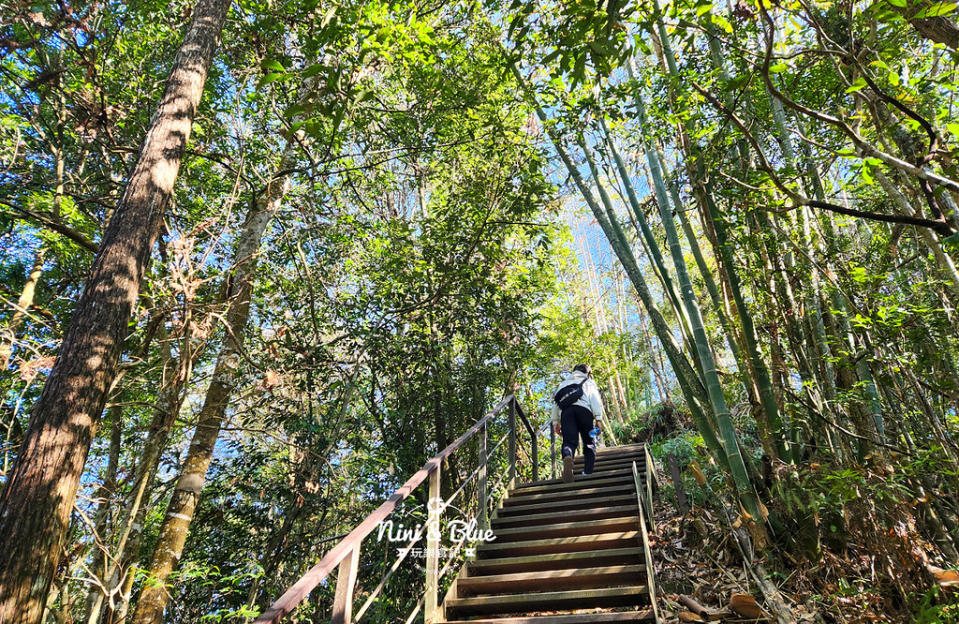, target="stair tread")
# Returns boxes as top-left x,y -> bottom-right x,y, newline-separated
492,517 -> 639,540
504,484 -> 636,505
493,502 -> 636,528
446,585 -> 650,609
574,446 -> 646,457
442,610 -> 655,624
573,455 -> 645,466
468,547 -> 644,573
479,531 -> 639,552
573,458 -> 644,468
584,443 -> 647,455
495,494 -> 637,516
459,564 -> 646,586
516,467 -> 635,488
492,505 -> 638,528
511,474 -> 635,494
